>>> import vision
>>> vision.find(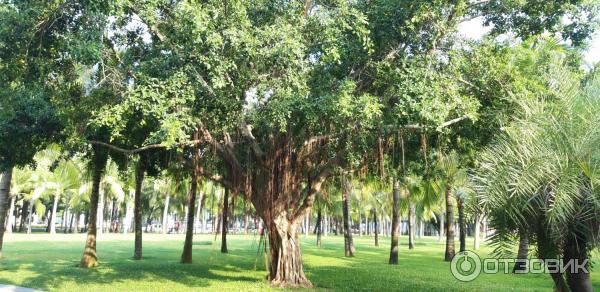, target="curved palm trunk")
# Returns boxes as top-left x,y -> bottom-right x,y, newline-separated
408,202 -> 415,249
49,194 -> 59,234
133,160 -> 145,260
512,228 -> 528,273
80,148 -> 106,268
162,194 -> 170,234
457,197 -> 466,252
341,174 -> 354,257
444,183 -> 455,261
389,180 -> 400,264
220,188 -> 229,253
181,168 -> 198,263
0,168 -> 13,258
536,220 -> 569,292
